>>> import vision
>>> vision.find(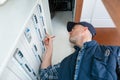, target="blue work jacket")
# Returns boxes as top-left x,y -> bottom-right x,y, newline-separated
58,40 -> 120,80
